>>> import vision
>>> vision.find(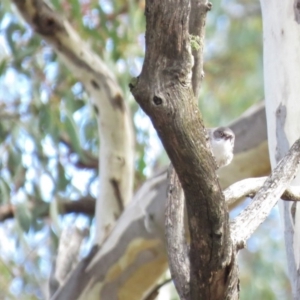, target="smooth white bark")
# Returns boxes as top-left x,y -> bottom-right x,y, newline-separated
260,0 -> 300,297
12,0 -> 135,244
